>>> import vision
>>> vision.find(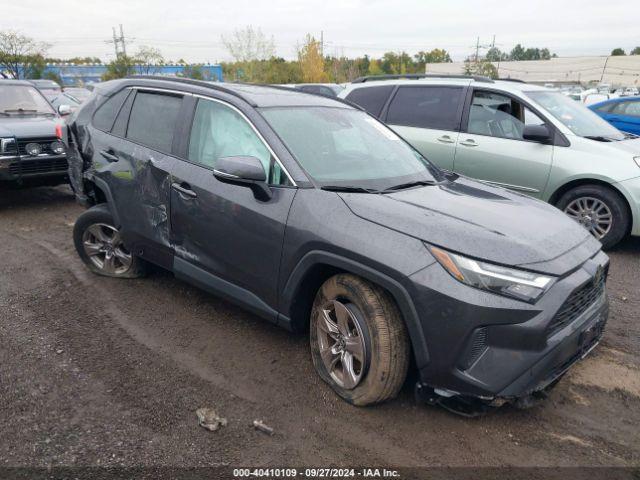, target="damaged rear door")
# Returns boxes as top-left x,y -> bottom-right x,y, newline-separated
98,87 -> 186,269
